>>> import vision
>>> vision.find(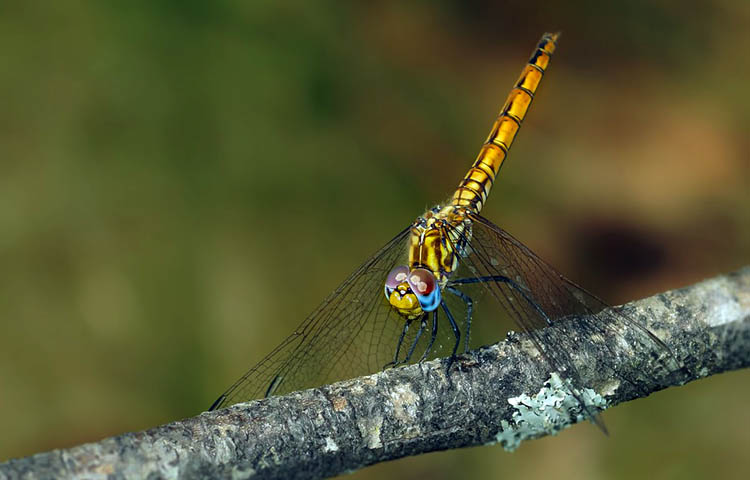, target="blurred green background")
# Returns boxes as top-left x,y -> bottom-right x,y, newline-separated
1,1 -> 748,478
